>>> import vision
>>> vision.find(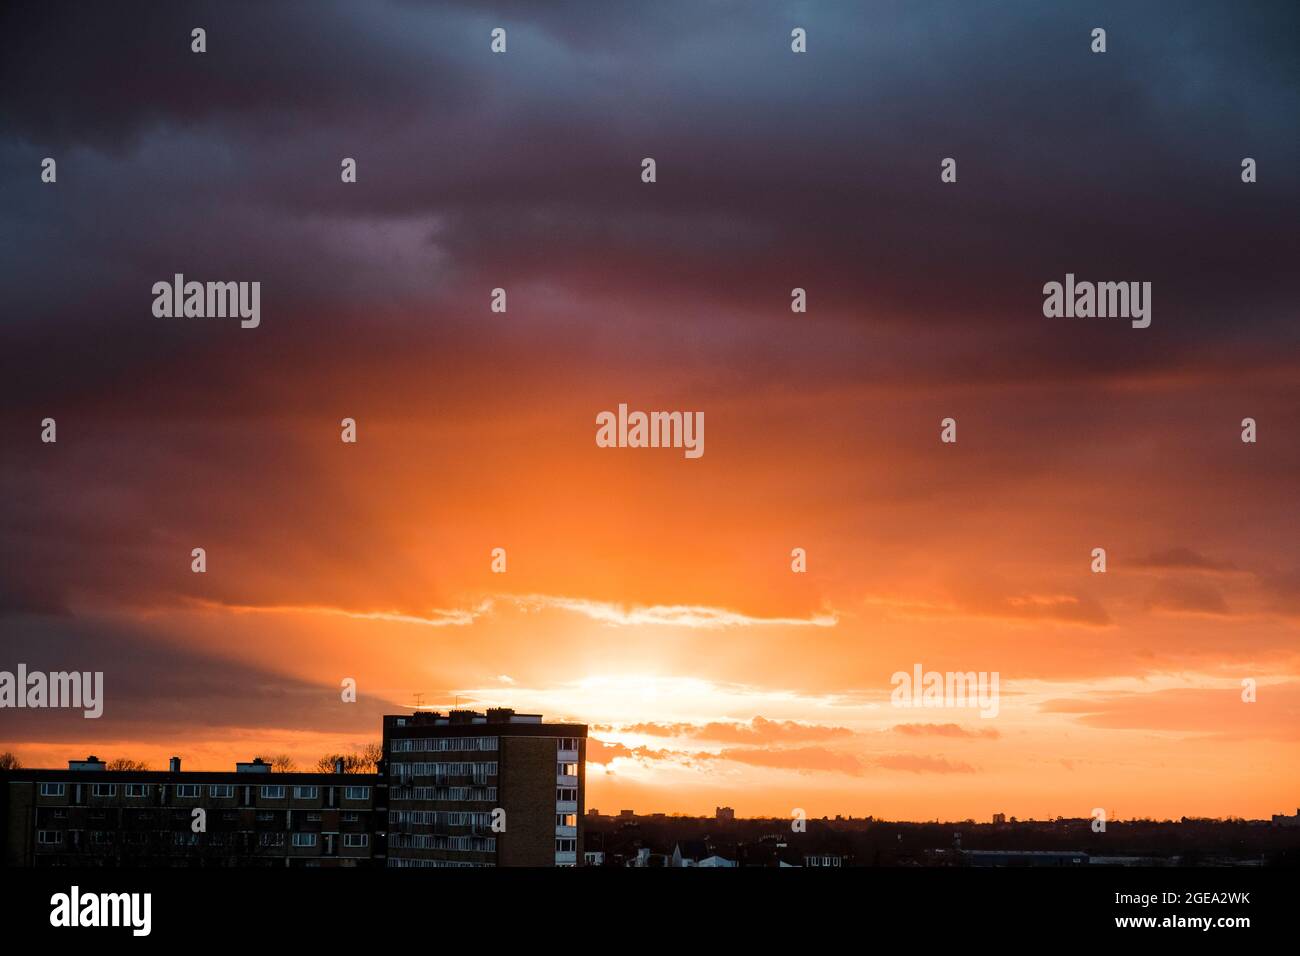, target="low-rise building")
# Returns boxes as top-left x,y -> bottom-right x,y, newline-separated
1,755 -> 380,867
